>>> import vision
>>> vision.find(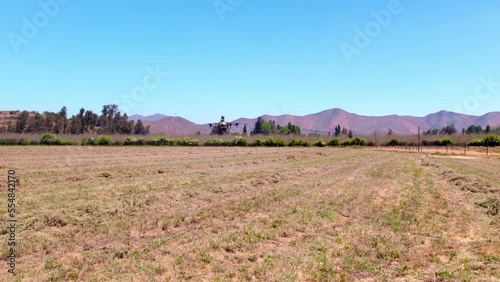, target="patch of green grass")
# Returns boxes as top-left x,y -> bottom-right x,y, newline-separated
199,252 -> 213,264
437,270 -> 454,280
